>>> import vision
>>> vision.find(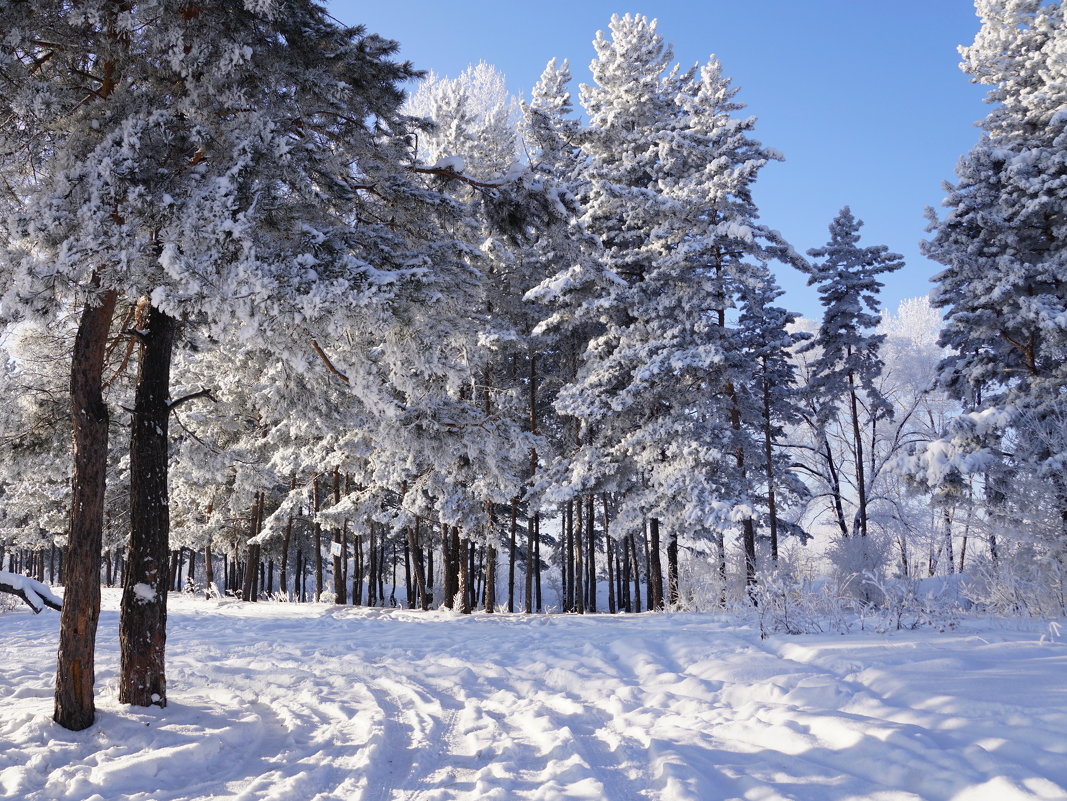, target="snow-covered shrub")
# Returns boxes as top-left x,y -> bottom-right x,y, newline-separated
964,549 -> 1067,619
